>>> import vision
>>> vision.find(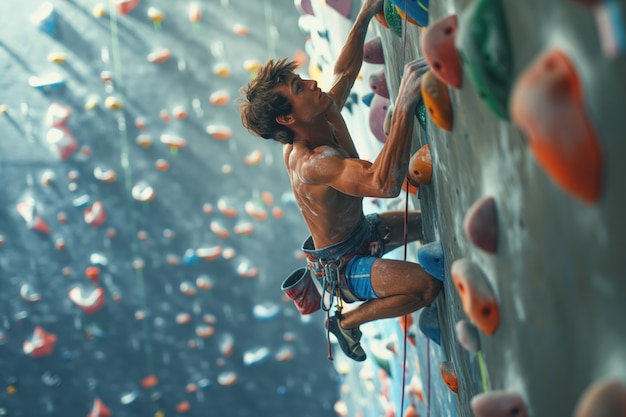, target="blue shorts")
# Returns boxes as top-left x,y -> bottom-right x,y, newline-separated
344,255 -> 379,300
